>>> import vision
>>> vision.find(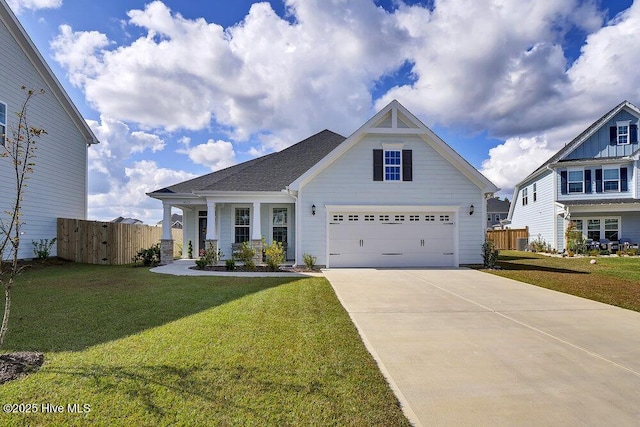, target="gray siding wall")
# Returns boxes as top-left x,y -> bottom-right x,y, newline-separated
300,134 -> 486,265
556,162 -> 635,202
0,19 -> 88,259
510,171 -> 557,249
